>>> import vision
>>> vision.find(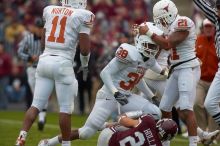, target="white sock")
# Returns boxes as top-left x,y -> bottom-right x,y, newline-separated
19,130 -> 27,139
62,140 -> 71,146
189,136 -> 198,146
48,136 -> 60,145
162,140 -> 170,146
39,111 -> 46,122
